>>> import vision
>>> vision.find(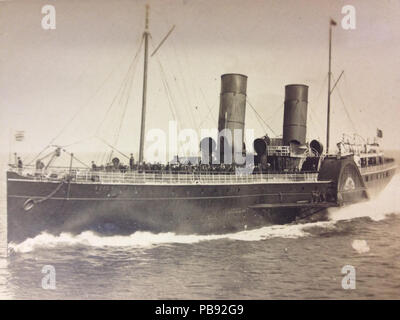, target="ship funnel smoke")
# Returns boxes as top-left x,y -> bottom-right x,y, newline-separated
283,84 -> 308,146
